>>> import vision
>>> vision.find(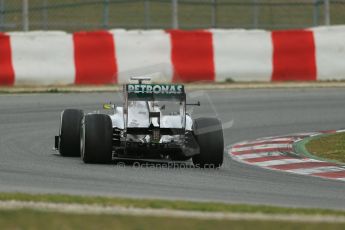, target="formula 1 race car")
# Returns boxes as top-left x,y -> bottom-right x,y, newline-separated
54,77 -> 224,168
